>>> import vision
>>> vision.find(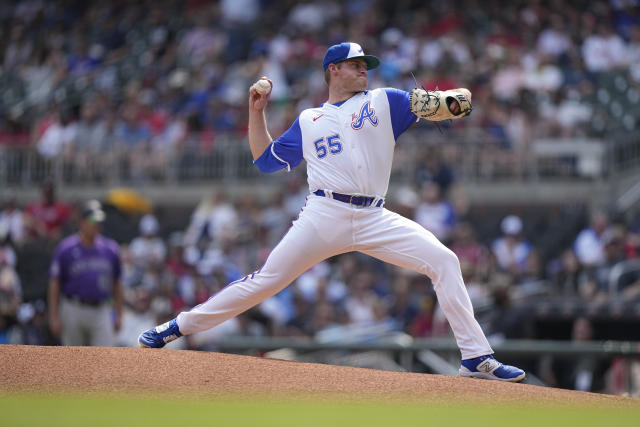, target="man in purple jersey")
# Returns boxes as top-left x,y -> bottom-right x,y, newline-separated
48,200 -> 123,346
